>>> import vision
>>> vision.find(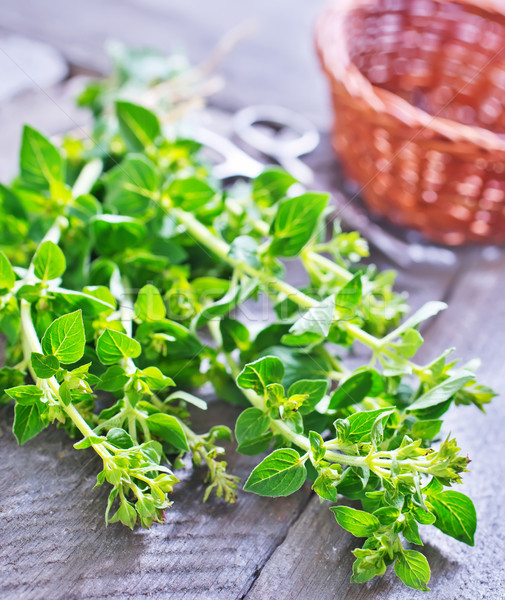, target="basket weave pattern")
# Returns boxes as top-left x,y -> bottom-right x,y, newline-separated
316,0 -> 505,245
